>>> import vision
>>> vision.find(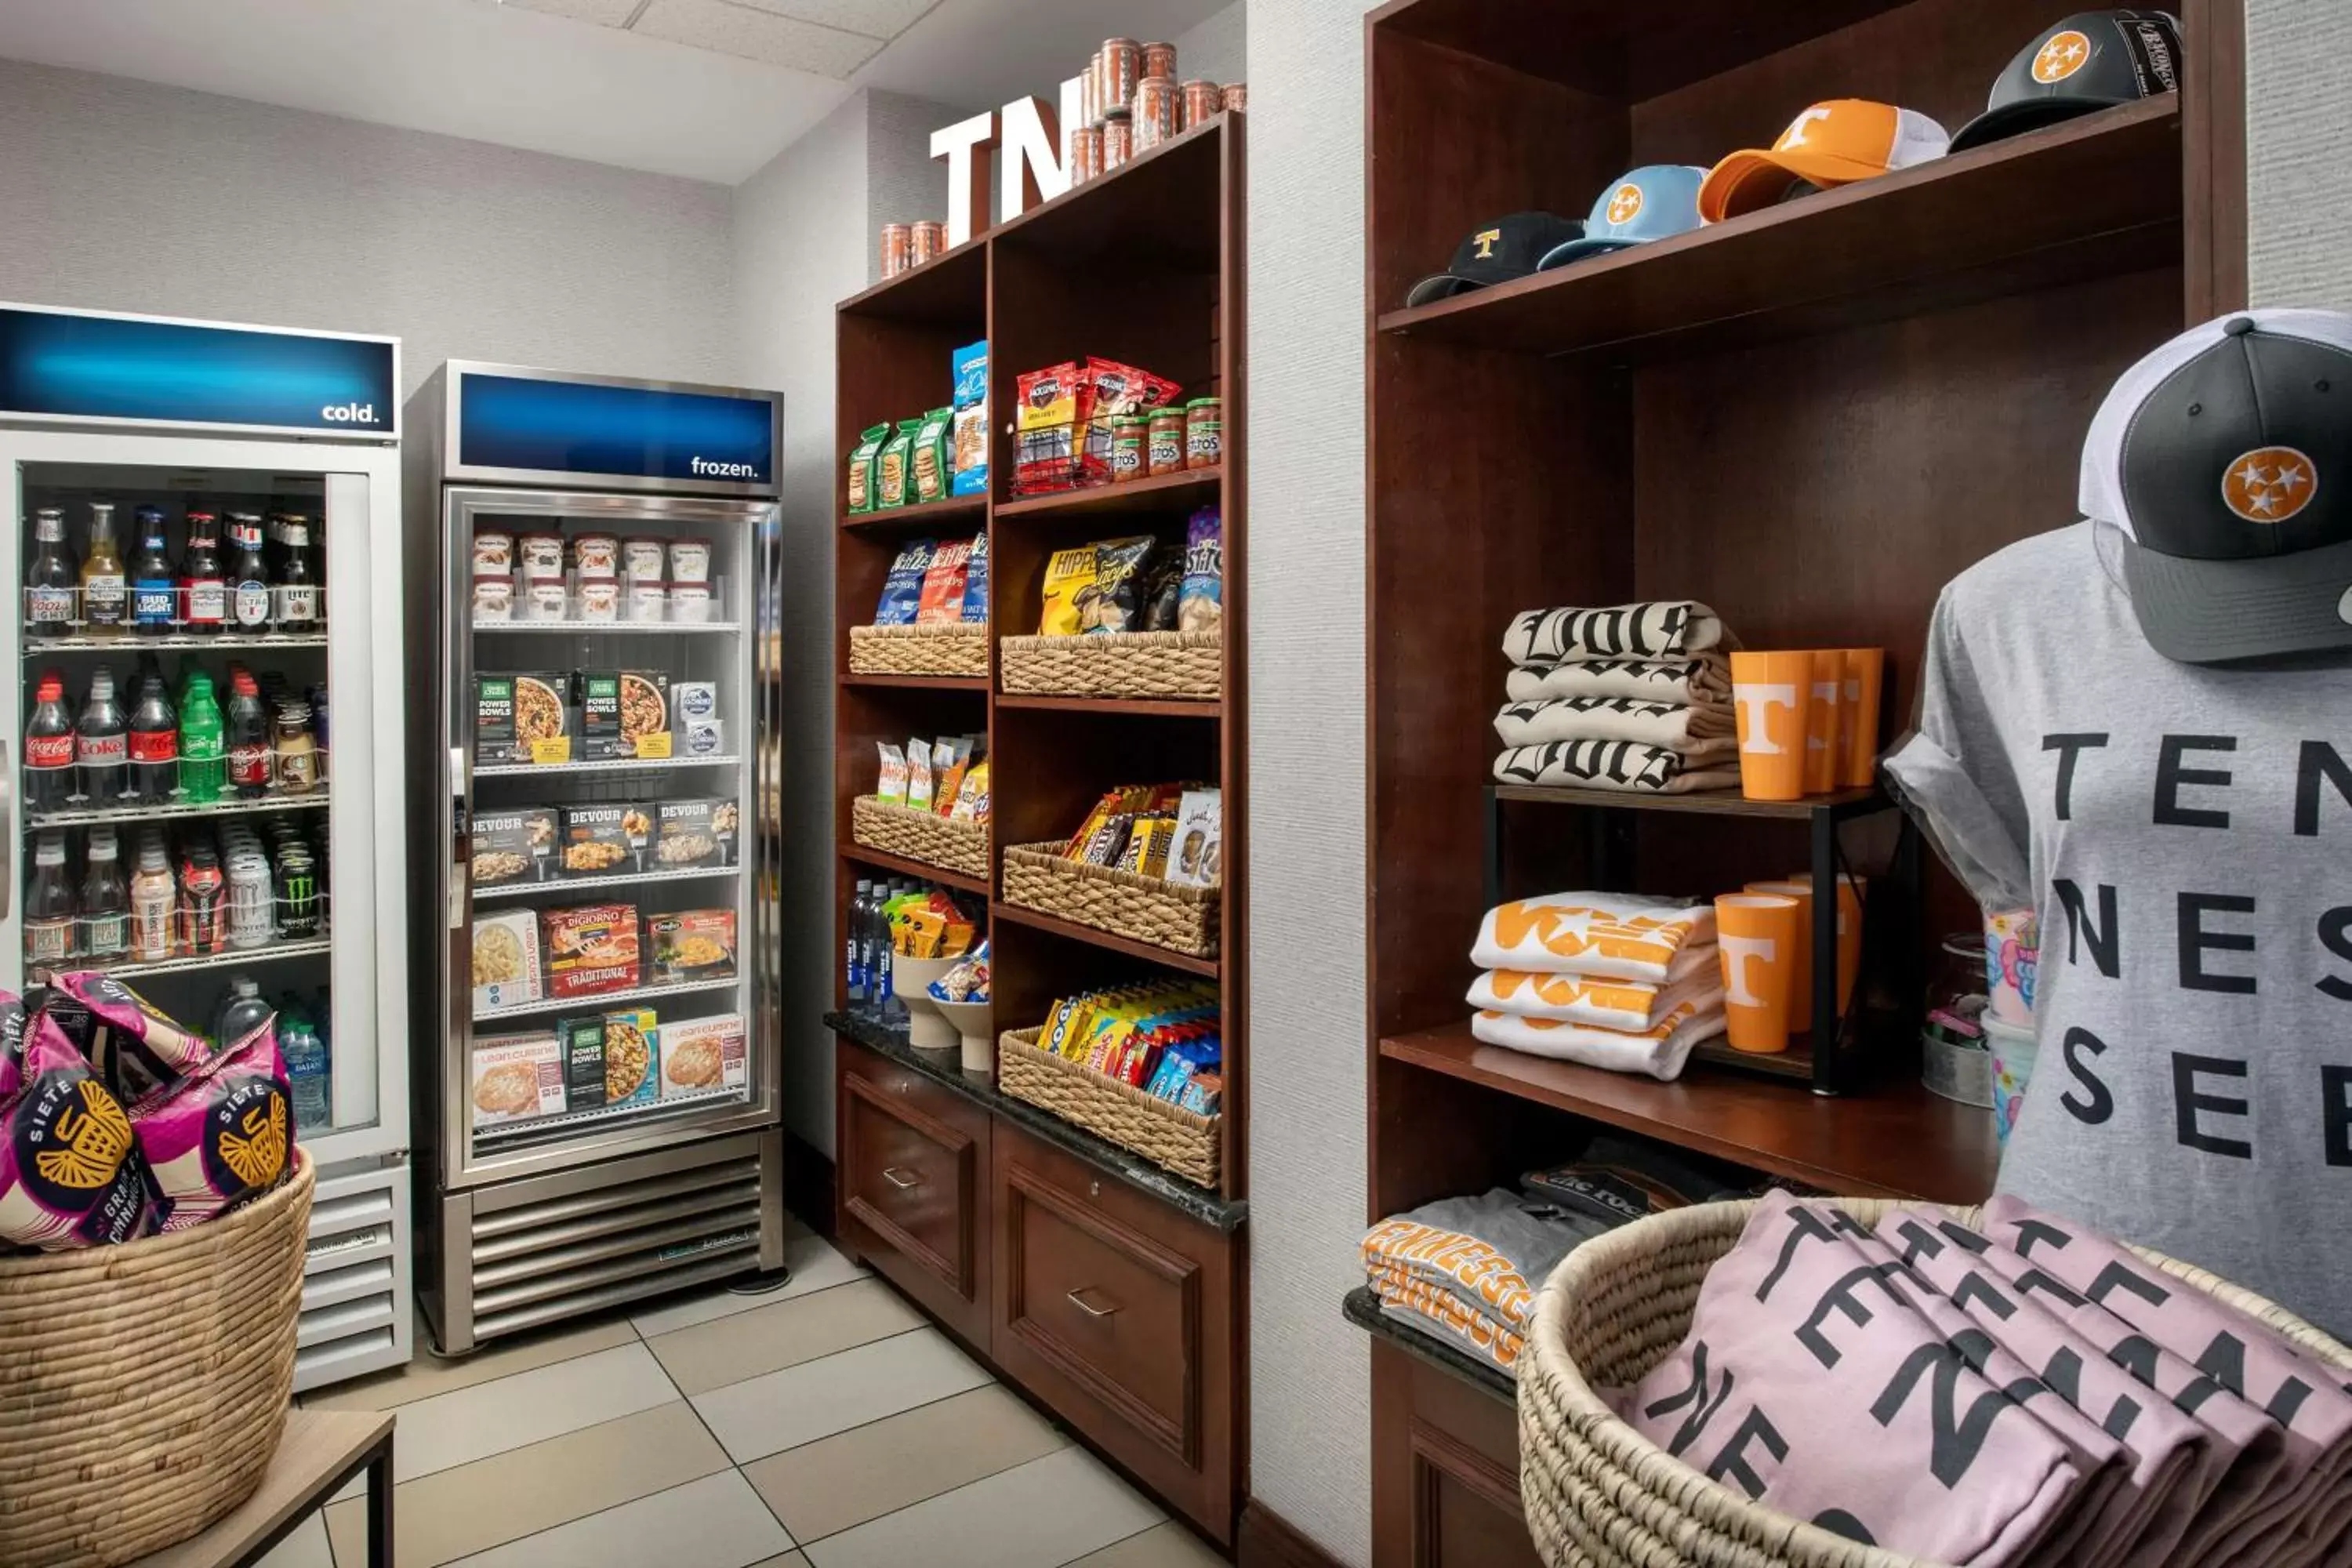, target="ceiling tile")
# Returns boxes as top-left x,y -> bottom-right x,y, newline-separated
721,0 -> 938,41
630,0 -> 881,77
499,0 -> 645,26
